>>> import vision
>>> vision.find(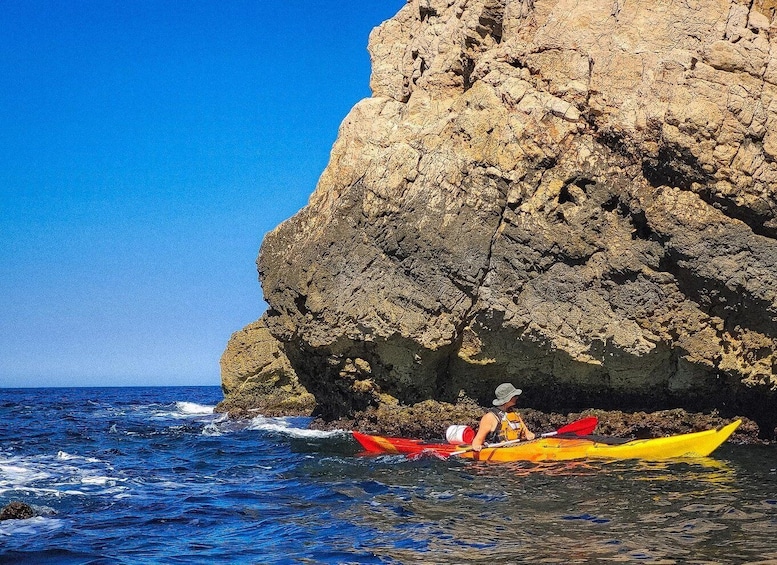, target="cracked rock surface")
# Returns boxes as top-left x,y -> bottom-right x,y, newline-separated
220,0 -> 777,438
